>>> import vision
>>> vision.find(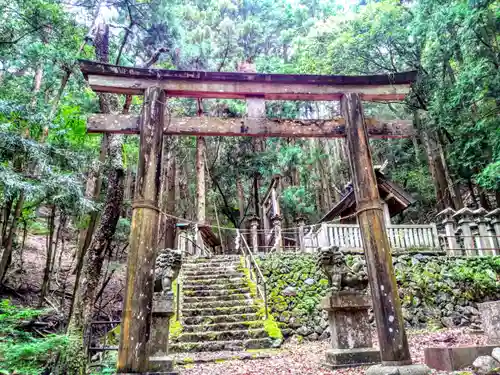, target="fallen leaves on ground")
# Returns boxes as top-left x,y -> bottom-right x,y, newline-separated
180,329 -> 485,375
